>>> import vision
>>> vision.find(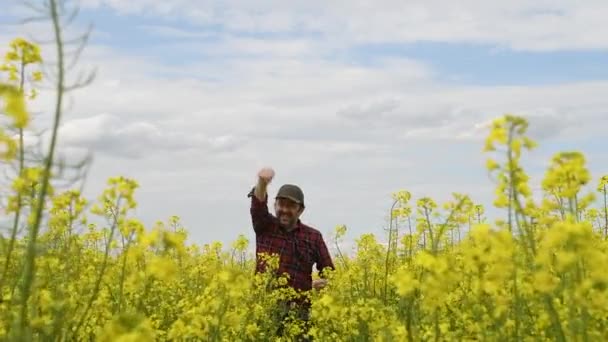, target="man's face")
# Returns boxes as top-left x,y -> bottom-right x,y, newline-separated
274,197 -> 303,228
